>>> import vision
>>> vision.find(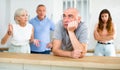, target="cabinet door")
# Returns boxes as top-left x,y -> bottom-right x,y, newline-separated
0,63 -> 23,70
24,64 -> 50,70
84,68 -> 115,70
52,66 -> 83,70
